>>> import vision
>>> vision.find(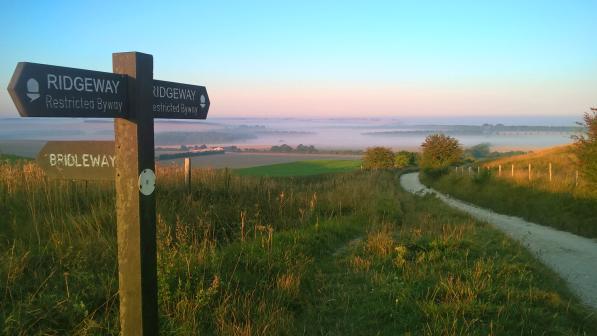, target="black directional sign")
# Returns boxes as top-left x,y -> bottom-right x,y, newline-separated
8,62 -> 210,120
152,79 -> 210,119
7,62 -> 128,118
